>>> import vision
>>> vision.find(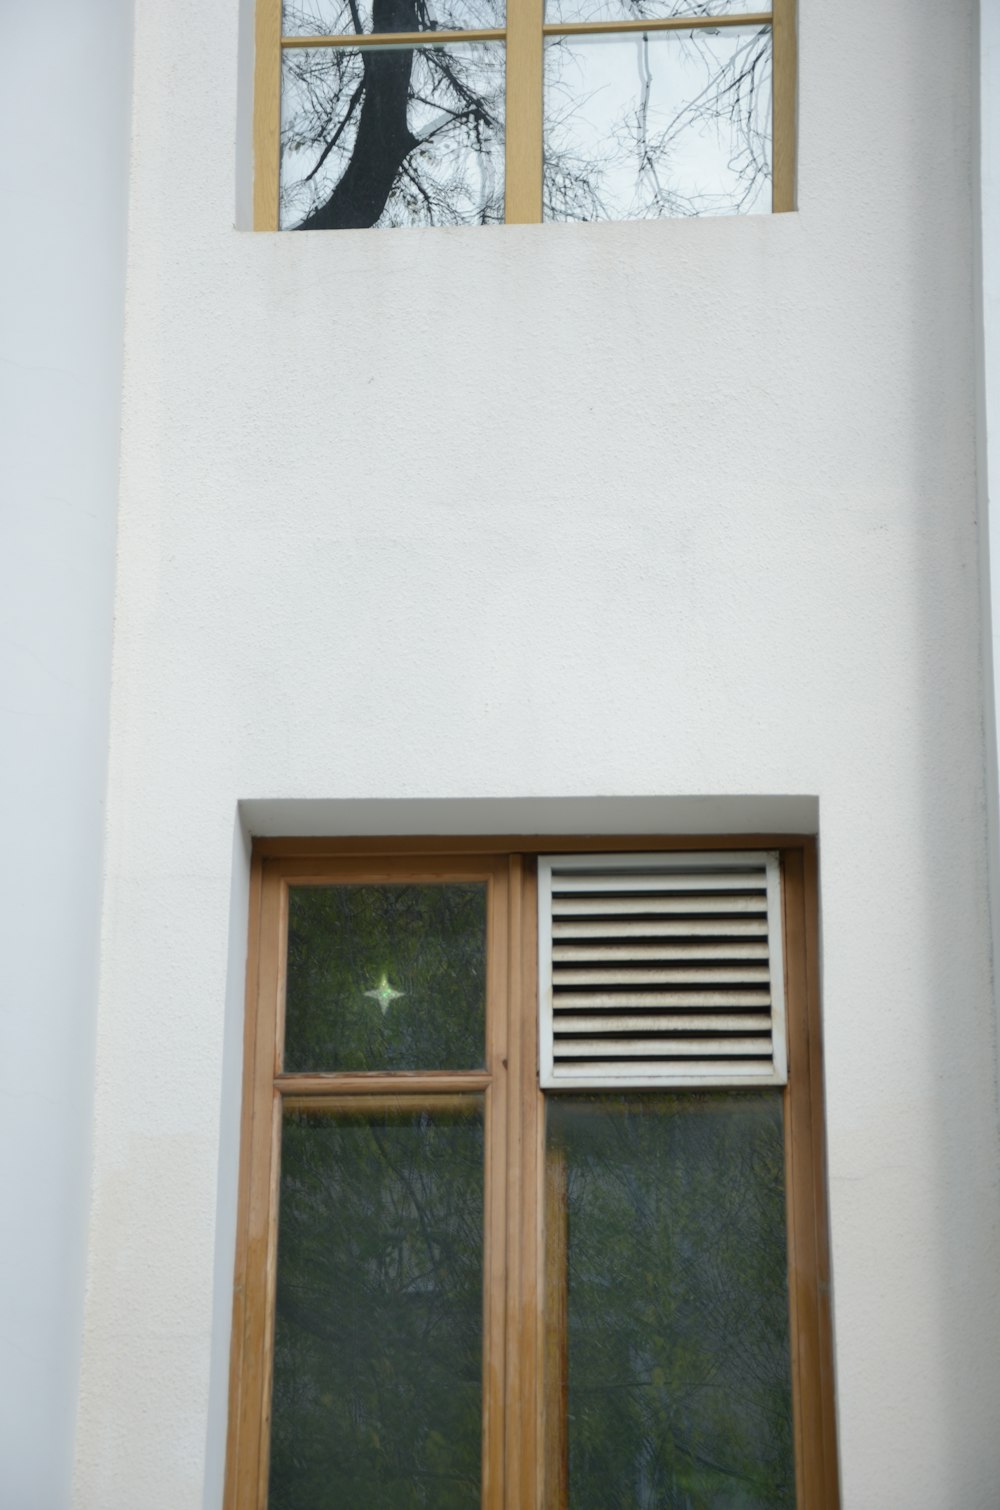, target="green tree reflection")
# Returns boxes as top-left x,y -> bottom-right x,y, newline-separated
550,1093 -> 794,1509
270,1105 -> 484,1509
285,884 -> 486,1072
